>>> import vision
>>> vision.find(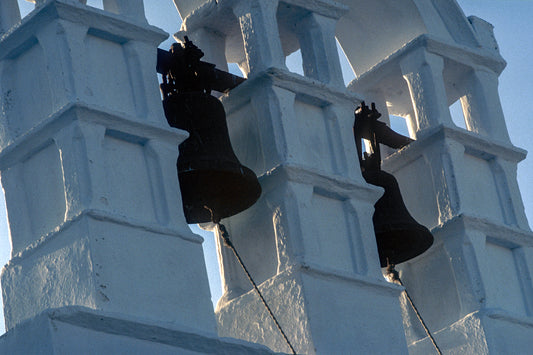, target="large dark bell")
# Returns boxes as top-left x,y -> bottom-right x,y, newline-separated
163,92 -> 261,224
363,170 -> 433,267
